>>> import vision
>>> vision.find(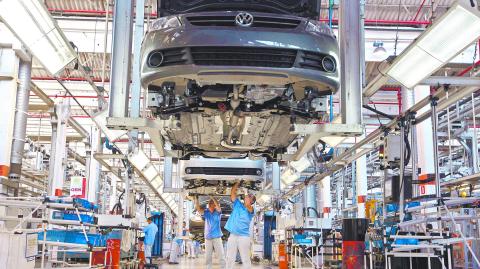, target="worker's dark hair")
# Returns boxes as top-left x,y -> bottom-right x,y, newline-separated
147,216 -> 153,221
248,194 -> 256,204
